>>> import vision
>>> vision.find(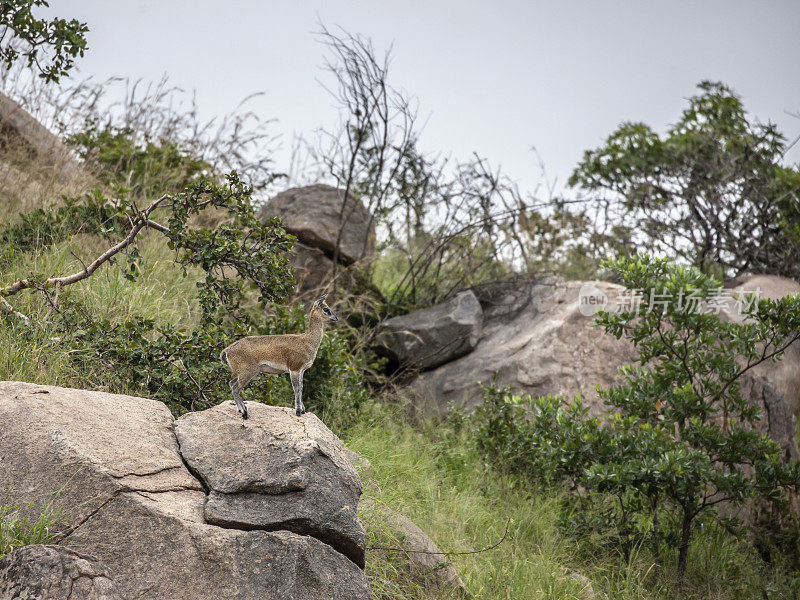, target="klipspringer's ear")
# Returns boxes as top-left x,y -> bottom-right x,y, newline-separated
314,293 -> 328,307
